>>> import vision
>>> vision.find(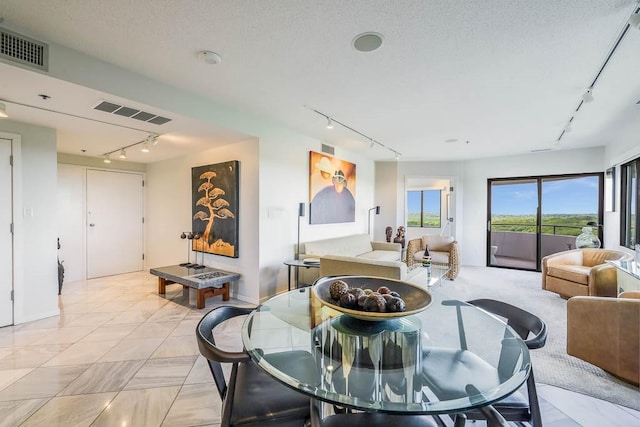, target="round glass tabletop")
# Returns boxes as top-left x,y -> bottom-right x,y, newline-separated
241,285 -> 530,415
